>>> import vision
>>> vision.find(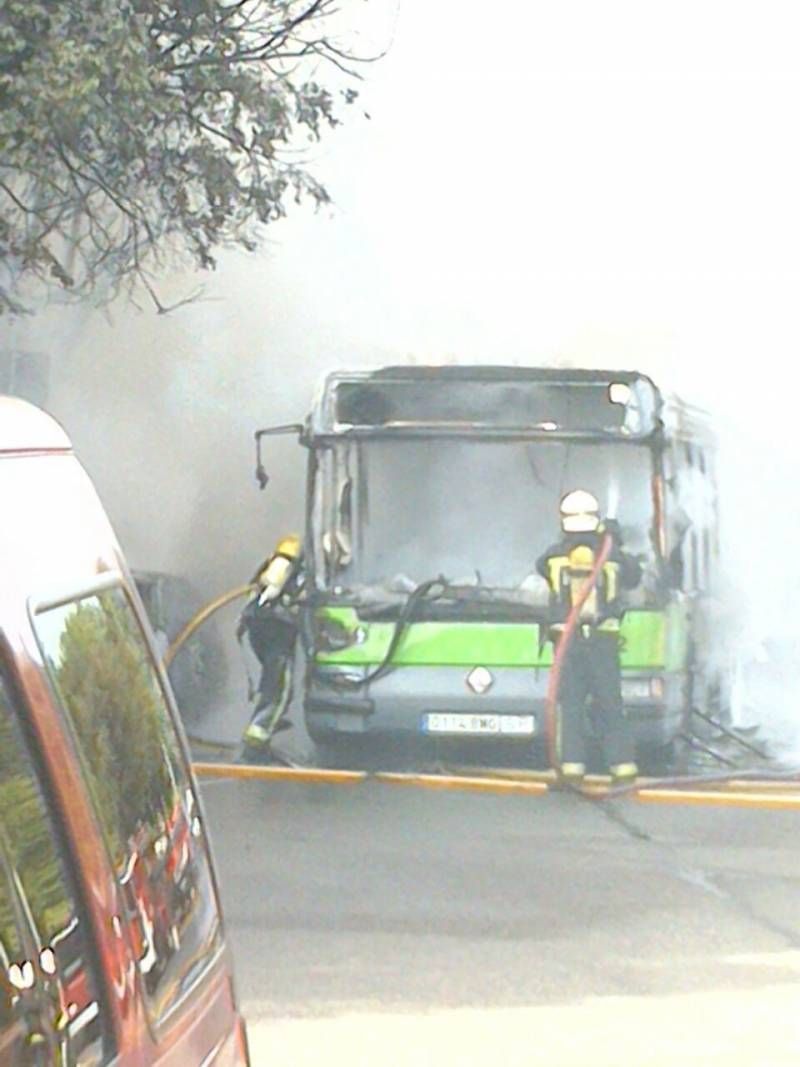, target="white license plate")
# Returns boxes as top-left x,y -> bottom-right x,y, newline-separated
423,713 -> 535,736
